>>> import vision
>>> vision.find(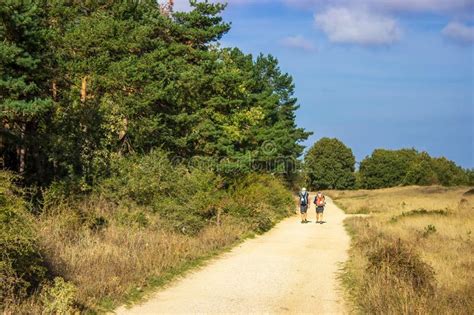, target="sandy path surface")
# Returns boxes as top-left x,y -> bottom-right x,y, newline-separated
115,197 -> 350,315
